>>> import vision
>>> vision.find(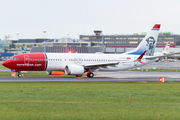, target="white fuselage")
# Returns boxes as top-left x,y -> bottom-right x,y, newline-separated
45,53 -> 154,72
